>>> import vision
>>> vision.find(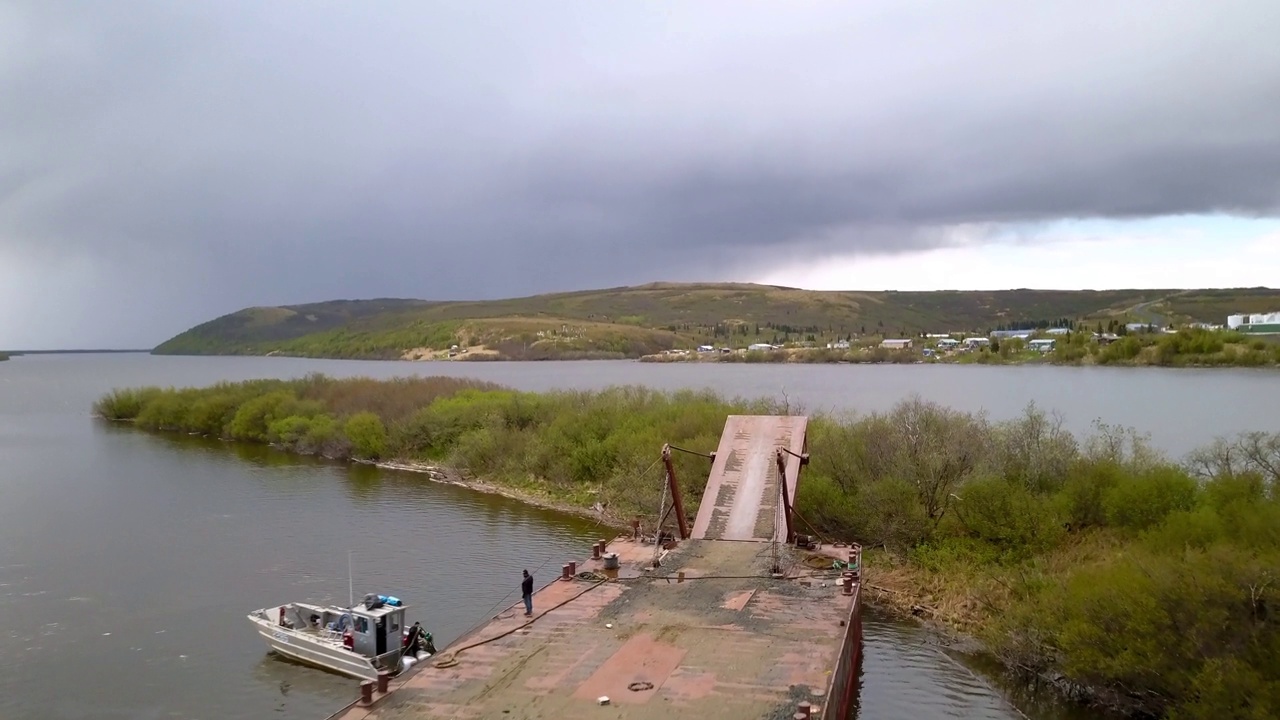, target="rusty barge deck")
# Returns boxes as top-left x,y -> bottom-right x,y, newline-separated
329,415 -> 864,720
